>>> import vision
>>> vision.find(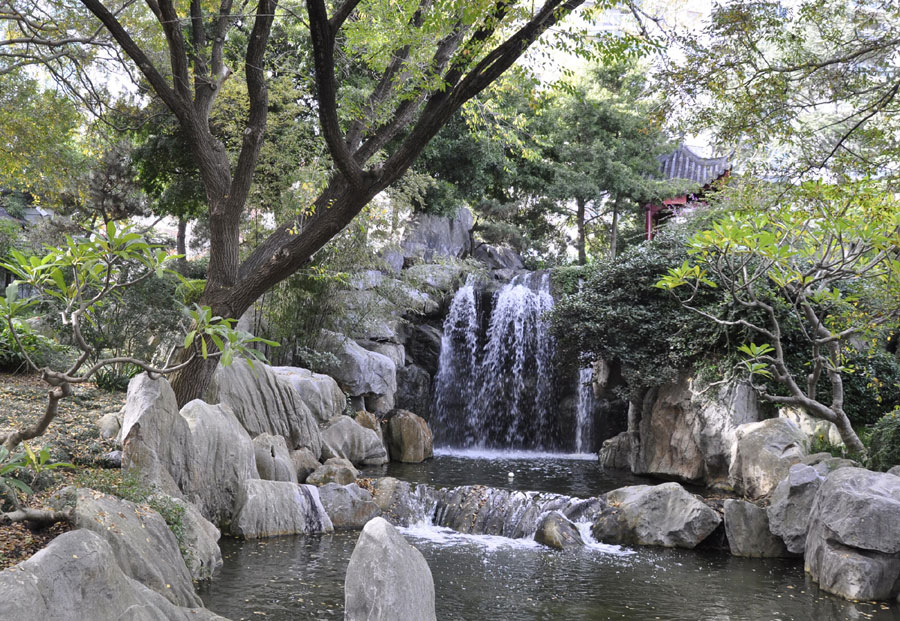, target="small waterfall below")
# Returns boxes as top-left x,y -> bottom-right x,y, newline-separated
433,272 -> 562,450
575,367 -> 595,453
